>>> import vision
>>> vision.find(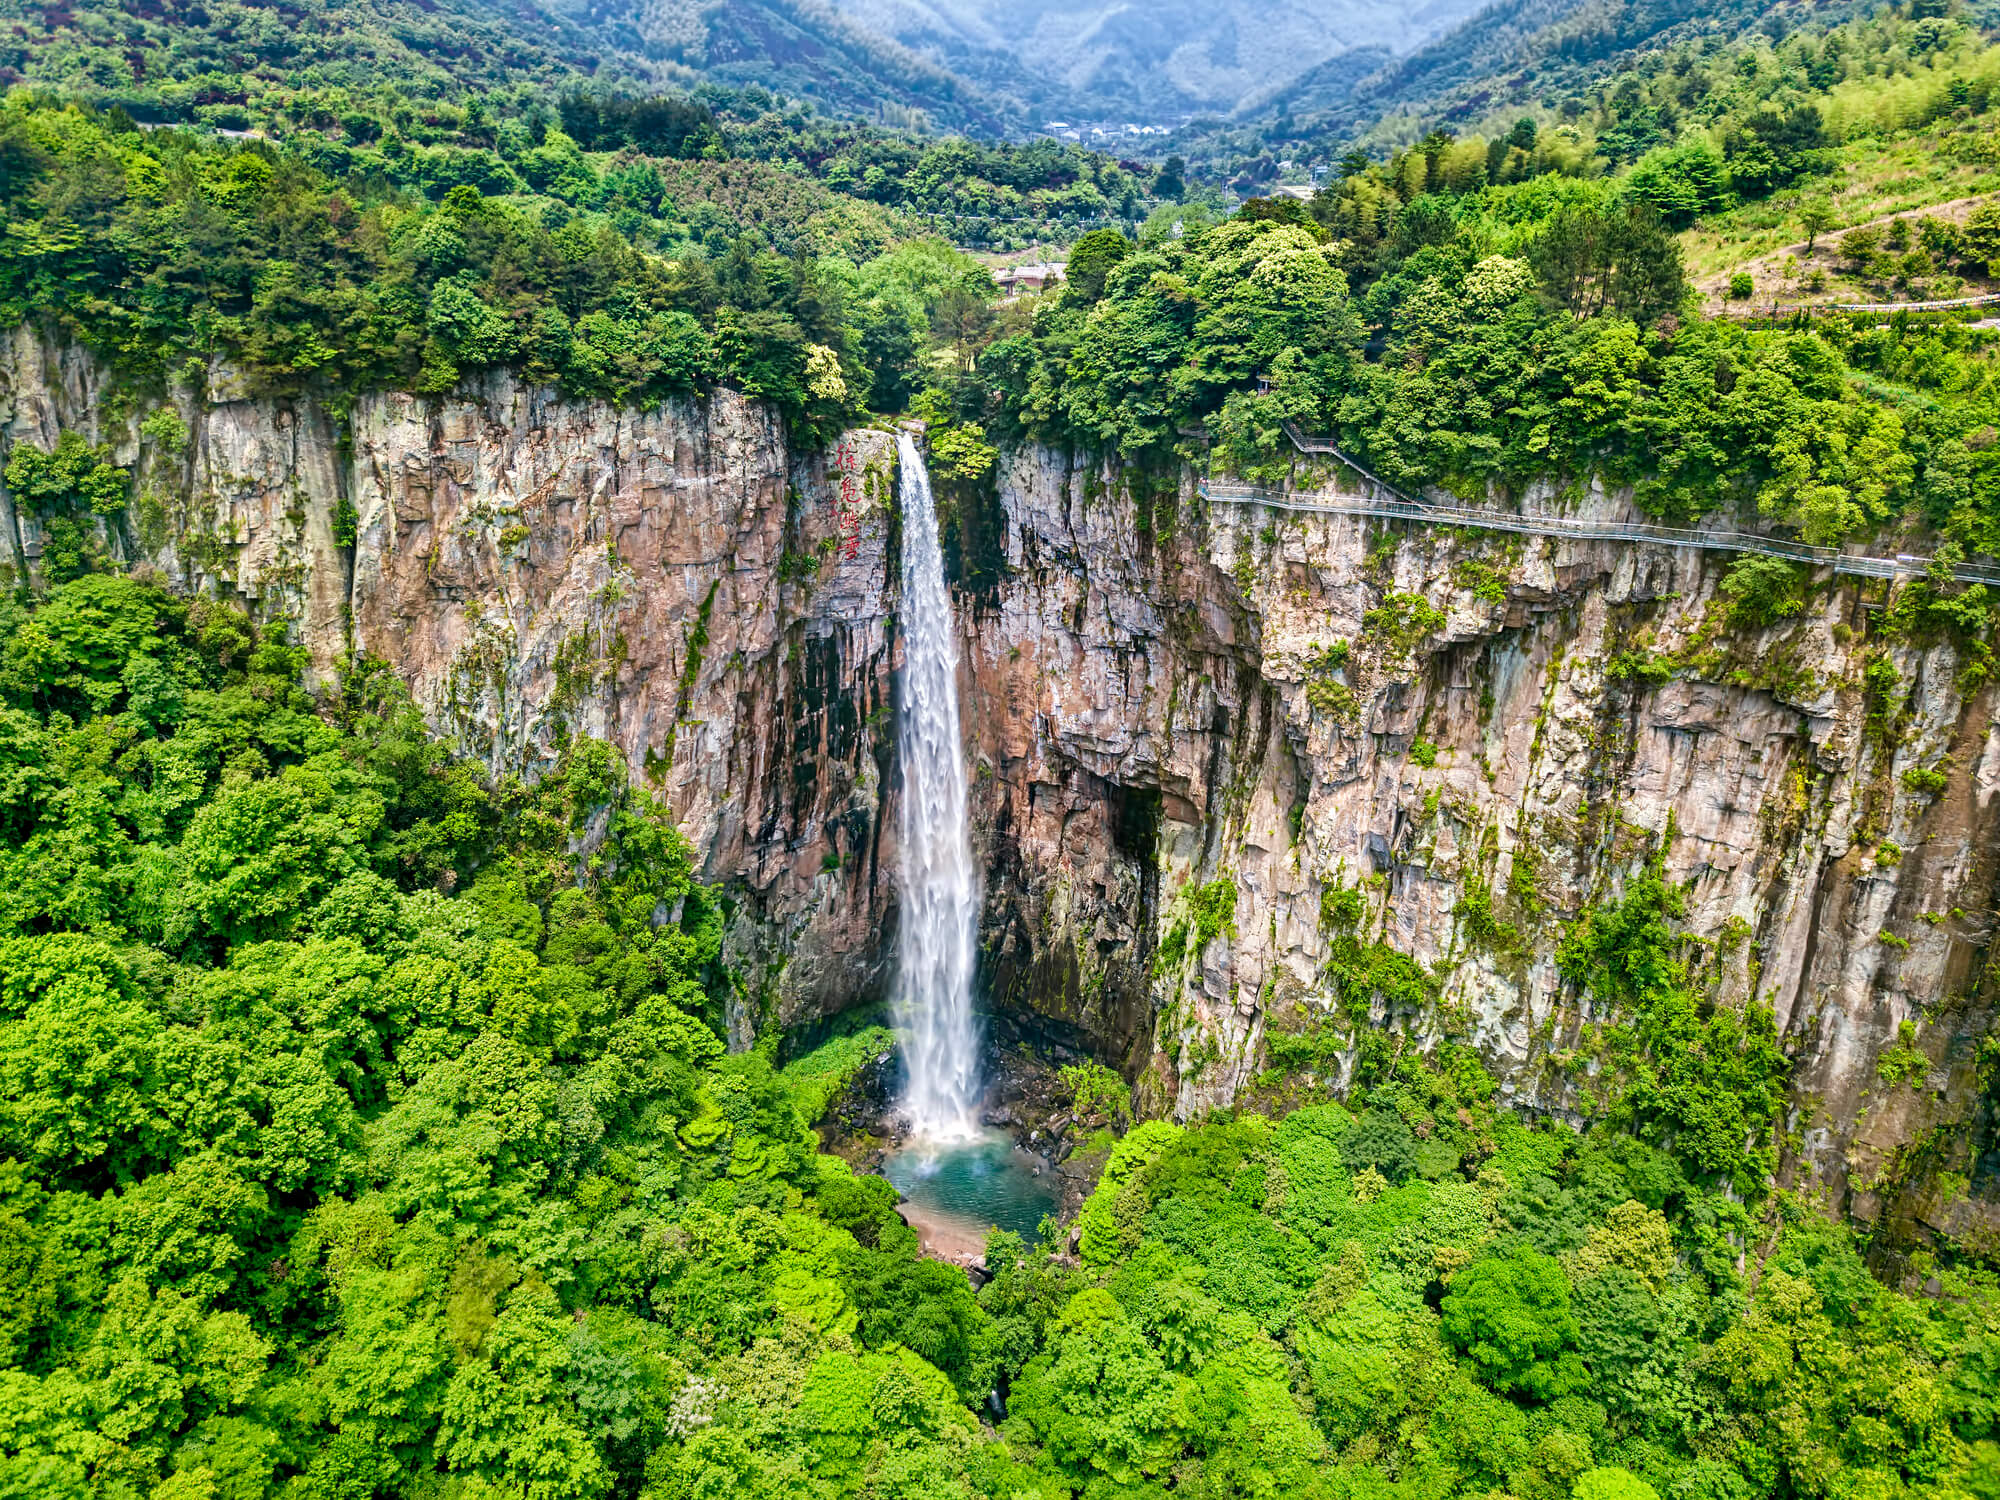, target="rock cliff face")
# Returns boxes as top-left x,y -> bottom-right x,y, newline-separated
961,444 -> 2000,1259
338,384 -> 907,1048
2,323 -> 1995,1255
0,327 -> 907,1047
